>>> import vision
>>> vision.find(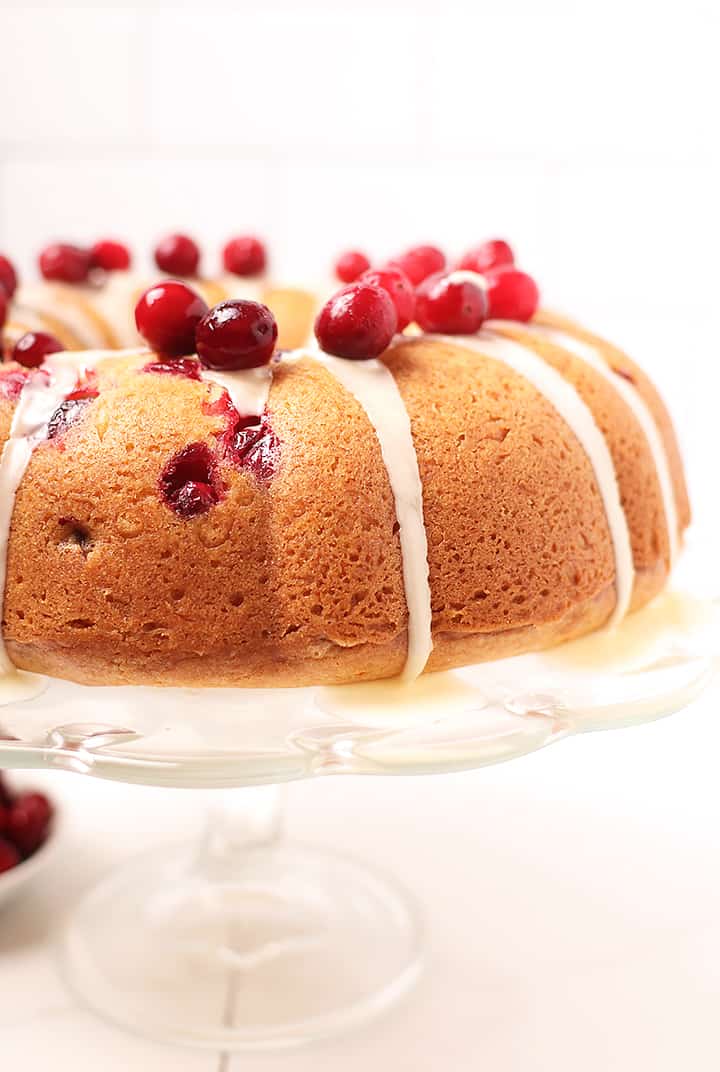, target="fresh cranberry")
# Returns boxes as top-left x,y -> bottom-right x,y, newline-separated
135,281 -> 209,357
195,300 -> 277,371
12,331 -> 63,369
0,254 -> 18,299
457,239 -> 514,274
0,773 -> 13,808
0,368 -> 32,402
314,282 -> 397,360
6,792 -> 52,857
154,233 -> 200,277
0,803 -> 7,834
0,837 -> 20,873
142,356 -> 202,380
159,442 -> 224,518
485,268 -> 539,322
415,271 -> 488,334
223,236 -> 267,277
388,245 -> 446,286
90,239 -> 131,272
334,250 -> 371,284
0,288 -> 7,331
38,243 -> 92,284
360,266 -> 415,331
